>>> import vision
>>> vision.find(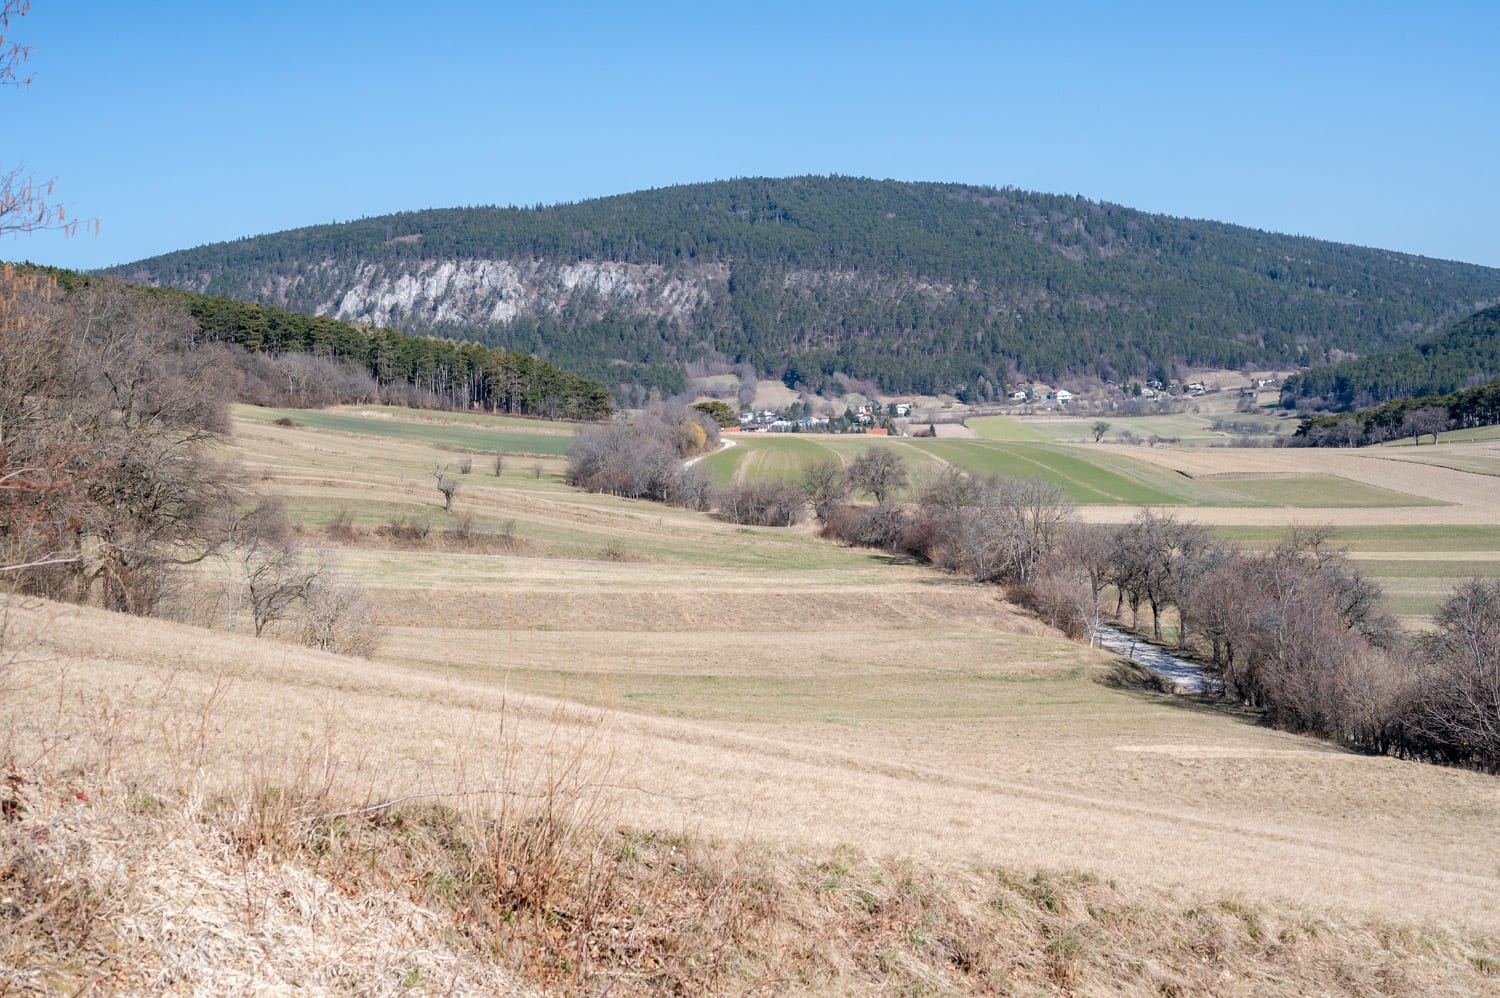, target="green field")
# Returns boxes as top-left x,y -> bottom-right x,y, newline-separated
913,439 -> 1189,504
237,404 -> 576,455
693,433 -> 1447,511
966,415 -> 1050,441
